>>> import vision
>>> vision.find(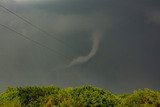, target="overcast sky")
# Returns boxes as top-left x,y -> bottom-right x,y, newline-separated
0,0 -> 160,93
